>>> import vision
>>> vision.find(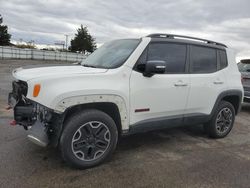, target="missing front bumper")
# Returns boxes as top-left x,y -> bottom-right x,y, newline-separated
8,90 -> 64,147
